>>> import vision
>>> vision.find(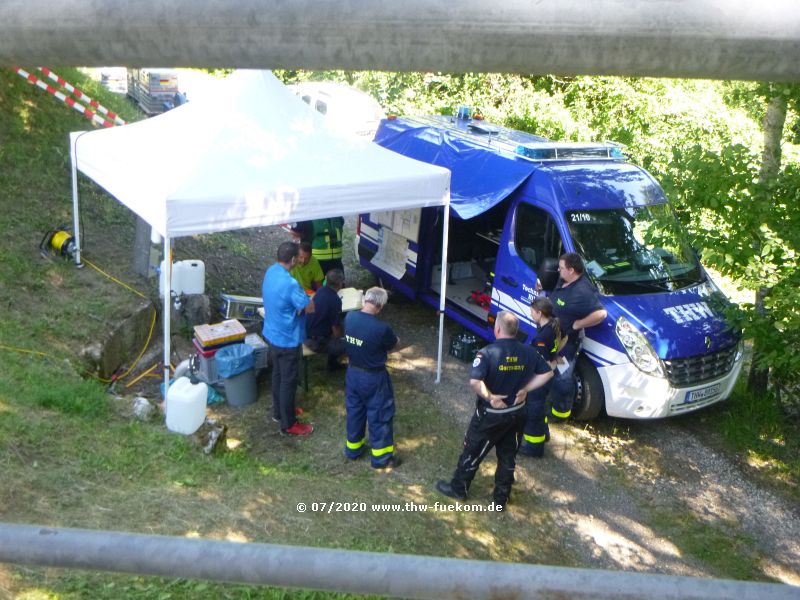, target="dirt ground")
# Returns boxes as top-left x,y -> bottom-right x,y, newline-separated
122,216 -> 799,585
